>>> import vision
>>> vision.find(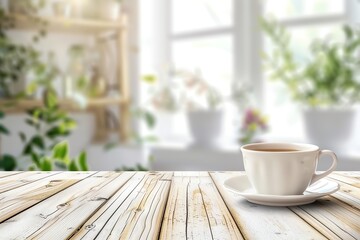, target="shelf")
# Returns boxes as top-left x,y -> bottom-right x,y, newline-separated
9,14 -> 125,34
0,98 -> 125,113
